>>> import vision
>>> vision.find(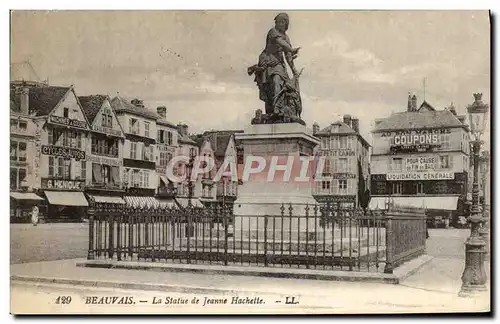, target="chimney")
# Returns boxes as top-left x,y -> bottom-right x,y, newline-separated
351,118 -> 360,133
157,106 -> 167,118
448,102 -> 457,116
131,98 -> 144,108
411,94 -> 417,111
312,122 -> 320,135
20,87 -> 29,114
343,114 -> 352,127
177,123 -> 188,137
407,92 -> 412,112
